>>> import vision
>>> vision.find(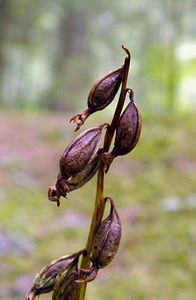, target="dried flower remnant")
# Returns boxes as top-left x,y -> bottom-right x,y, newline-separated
70,48 -> 129,131
48,124 -> 107,206
76,197 -> 121,284
103,88 -> 142,172
26,250 -> 86,300
52,251 -> 85,300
